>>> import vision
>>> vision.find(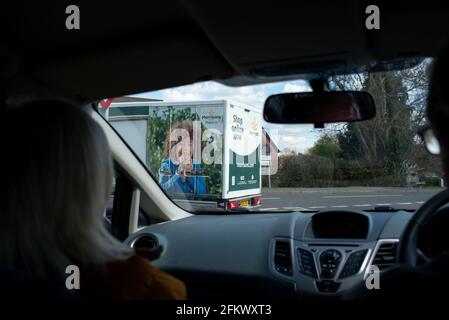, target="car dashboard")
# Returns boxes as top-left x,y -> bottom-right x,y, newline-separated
125,210 -> 412,299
